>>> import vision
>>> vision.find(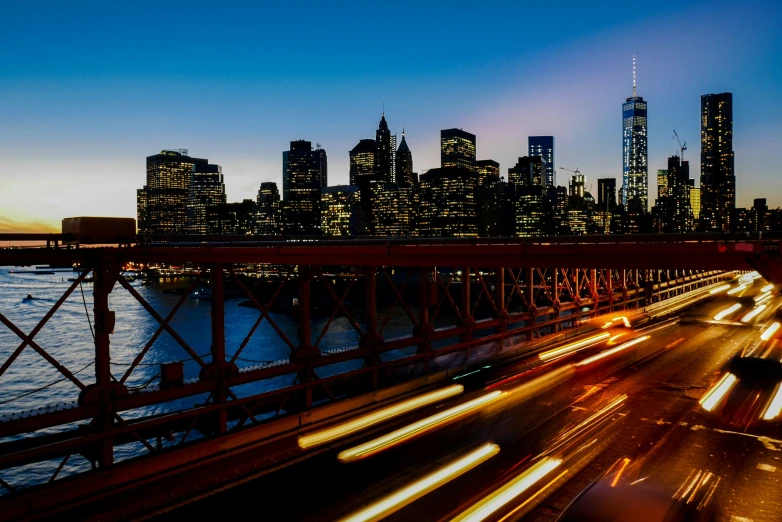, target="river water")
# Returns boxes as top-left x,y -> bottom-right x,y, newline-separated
0,267 -> 417,488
